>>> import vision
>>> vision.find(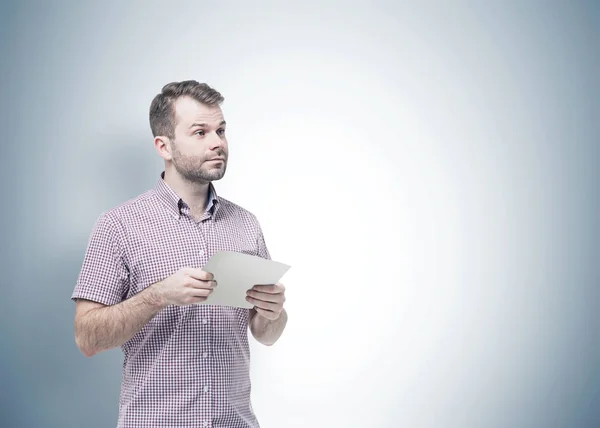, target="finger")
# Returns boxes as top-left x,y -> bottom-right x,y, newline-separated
252,283 -> 284,294
183,288 -> 213,303
190,287 -> 214,297
186,268 -> 214,281
254,307 -> 279,320
186,278 -> 217,289
246,295 -> 282,312
246,289 -> 285,304
181,291 -> 211,305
